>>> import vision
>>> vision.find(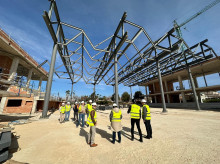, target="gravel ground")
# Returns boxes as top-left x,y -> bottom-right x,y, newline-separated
6,108 -> 220,164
